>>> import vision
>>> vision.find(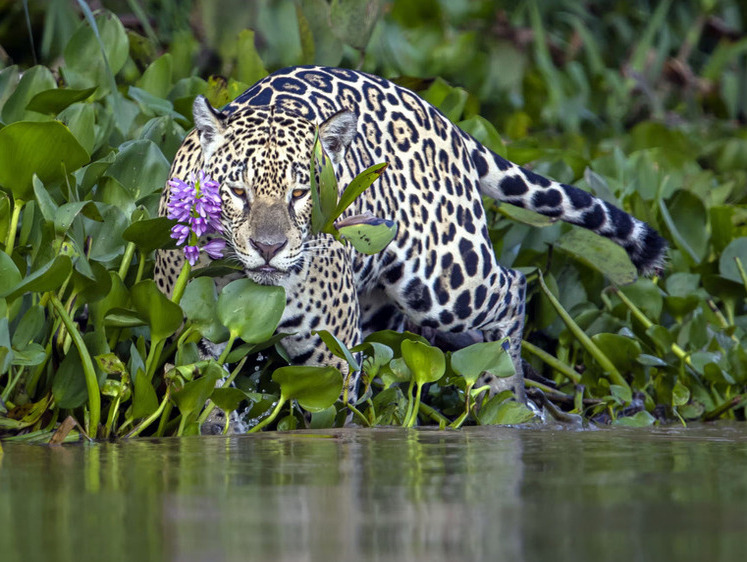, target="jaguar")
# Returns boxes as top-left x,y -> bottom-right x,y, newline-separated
154,65 -> 667,406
